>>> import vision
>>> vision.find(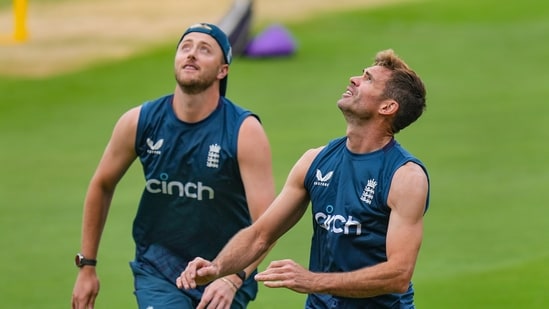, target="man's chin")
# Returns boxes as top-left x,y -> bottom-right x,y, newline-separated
176,80 -> 208,94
